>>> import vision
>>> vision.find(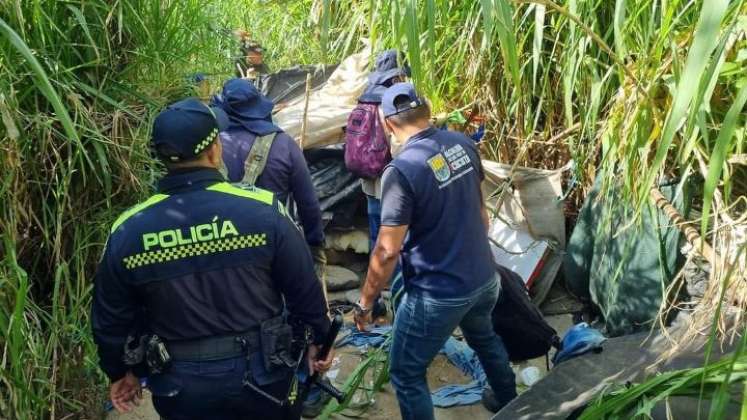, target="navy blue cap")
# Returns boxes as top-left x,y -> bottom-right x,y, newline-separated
381,82 -> 424,118
151,98 -> 229,162
211,78 -> 280,136
358,49 -> 411,103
